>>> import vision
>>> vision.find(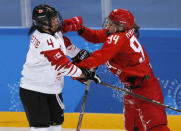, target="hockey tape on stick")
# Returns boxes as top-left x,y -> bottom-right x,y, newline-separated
76,80 -> 91,131
100,81 -> 181,113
